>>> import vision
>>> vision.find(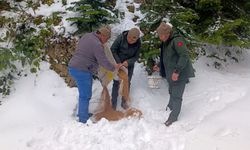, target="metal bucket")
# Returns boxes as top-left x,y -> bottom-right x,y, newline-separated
147,75 -> 162,89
